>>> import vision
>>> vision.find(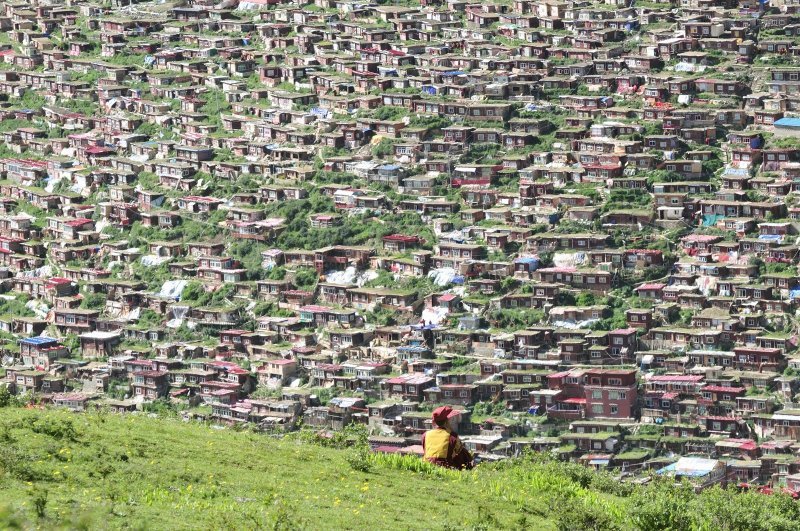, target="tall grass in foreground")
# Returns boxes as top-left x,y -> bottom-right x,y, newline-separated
364,450 -> 800,531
